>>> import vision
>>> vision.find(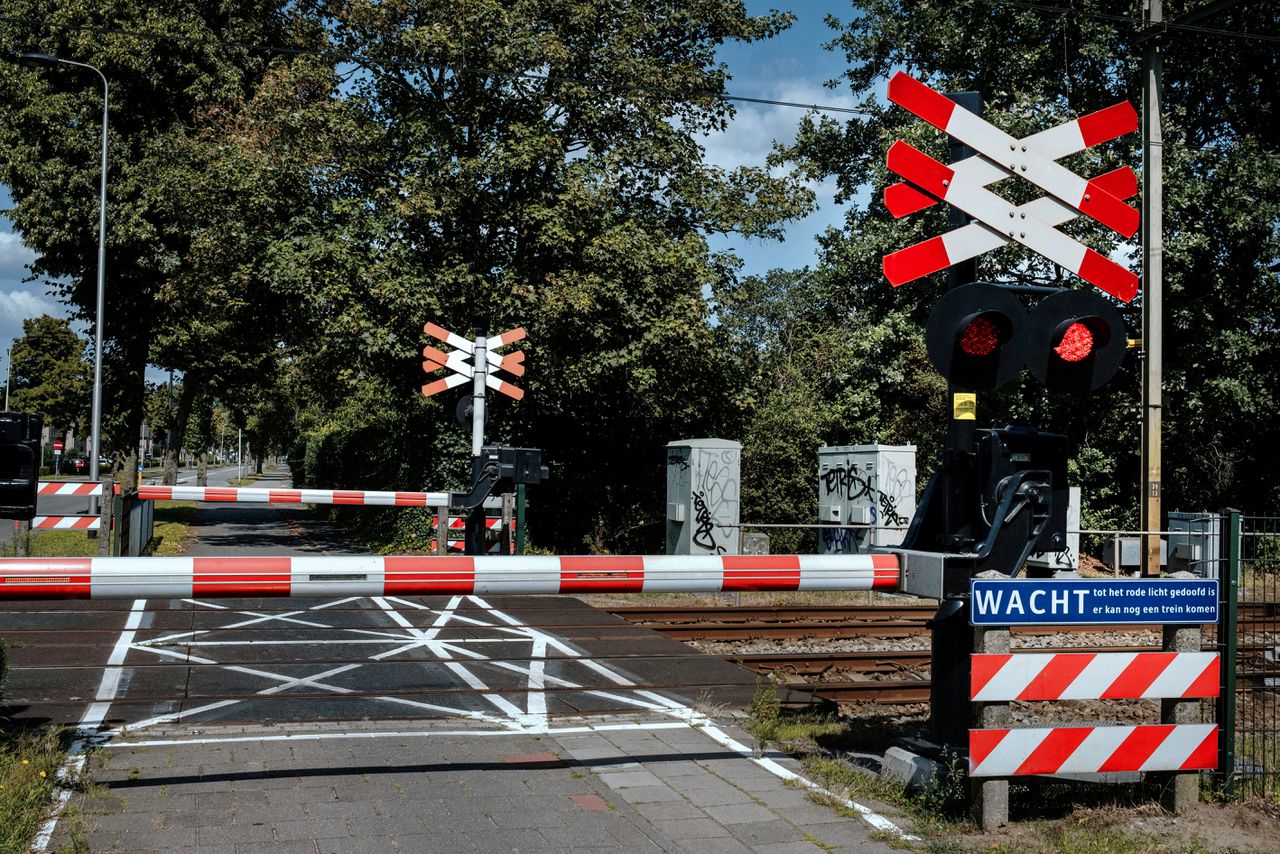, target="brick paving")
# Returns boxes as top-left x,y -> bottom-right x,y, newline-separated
53,715 -> 906,852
